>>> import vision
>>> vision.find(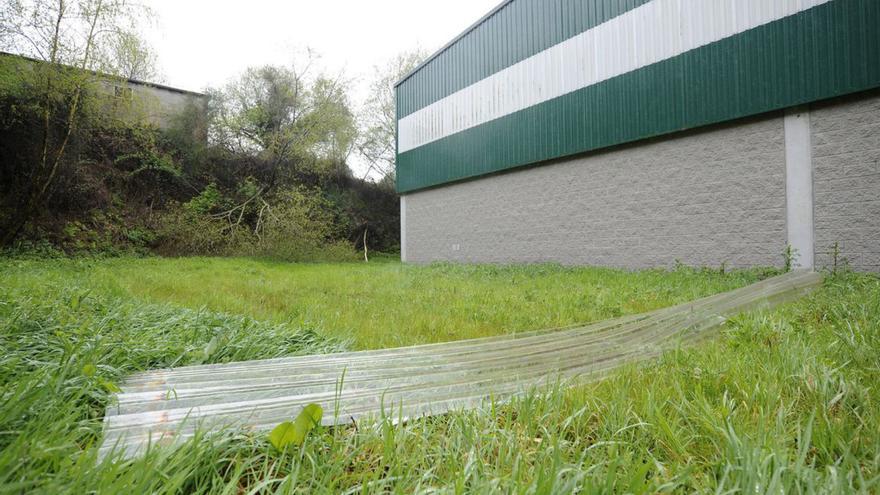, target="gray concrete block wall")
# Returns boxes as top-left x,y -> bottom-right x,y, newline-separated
403,115 -> 789,269
811,90 -> 880,273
